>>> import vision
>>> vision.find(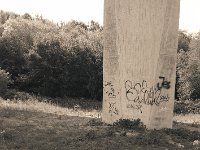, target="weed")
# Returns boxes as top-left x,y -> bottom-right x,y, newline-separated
86,119 -> 104,126
113,119 -> 146,131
